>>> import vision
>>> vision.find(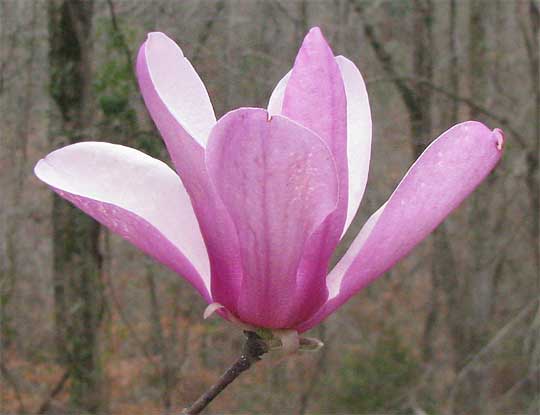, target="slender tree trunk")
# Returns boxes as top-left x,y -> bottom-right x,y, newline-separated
353,0 -> 448,371
410,0 -> 433,159
354,2 -> 464,405
449,0 -> 459,123
406,1 -> 445,368
146,265 -> 174,413
520,3 -> 540,412
441,0 -> 469,382
298,325 -> 328,415
48,0 -> 105,412
297,0 -> 308,45
524,0 -> 539,273
0,1 -> 38,348
458,2 -> 494,412
467,0 -> 492,343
